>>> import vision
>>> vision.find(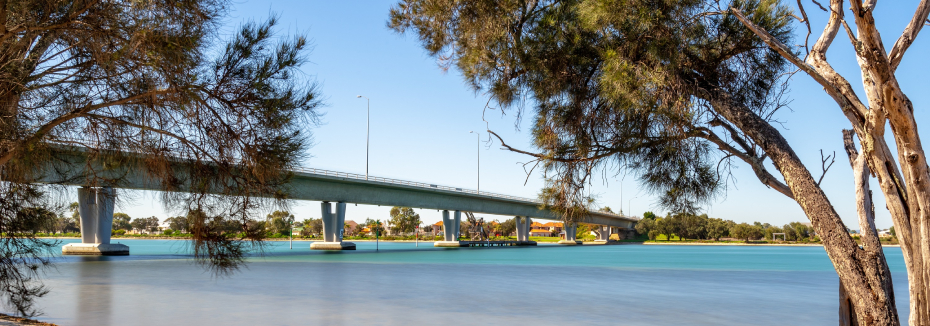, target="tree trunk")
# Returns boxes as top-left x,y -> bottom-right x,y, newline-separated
703,87 -> 899,325
841,280 -> 860,326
